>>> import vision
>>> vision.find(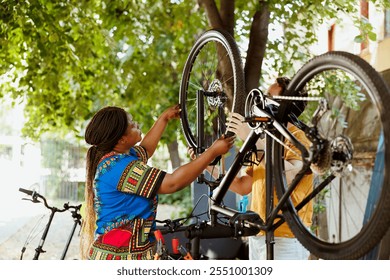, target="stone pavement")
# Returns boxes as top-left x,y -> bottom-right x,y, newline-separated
0,211 -> 81,260
0,201 -> 178,260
